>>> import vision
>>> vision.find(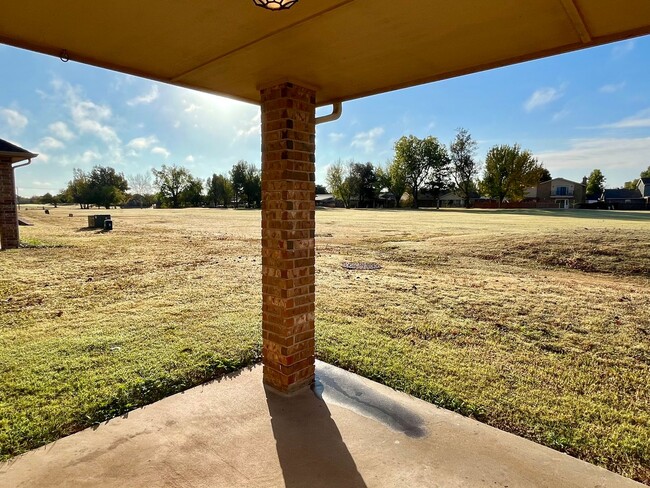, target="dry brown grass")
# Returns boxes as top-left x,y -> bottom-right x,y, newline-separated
1,206 -> 649,483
